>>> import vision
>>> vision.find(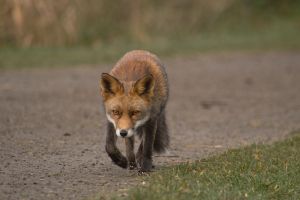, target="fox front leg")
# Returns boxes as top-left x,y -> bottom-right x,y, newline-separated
139,119 -> 157,173
125,137 -> 137,169
105,122 -> 127,168
136,141 -> 143,168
